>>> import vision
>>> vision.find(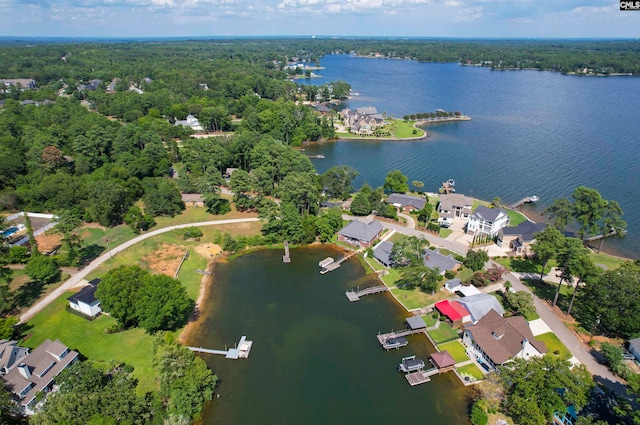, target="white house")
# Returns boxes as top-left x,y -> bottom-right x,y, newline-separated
462,309 -> 547,371
174,114 -> 204,132
67,278 -> 102,317
1,339 -> 78,414
466,205 -> 510,238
